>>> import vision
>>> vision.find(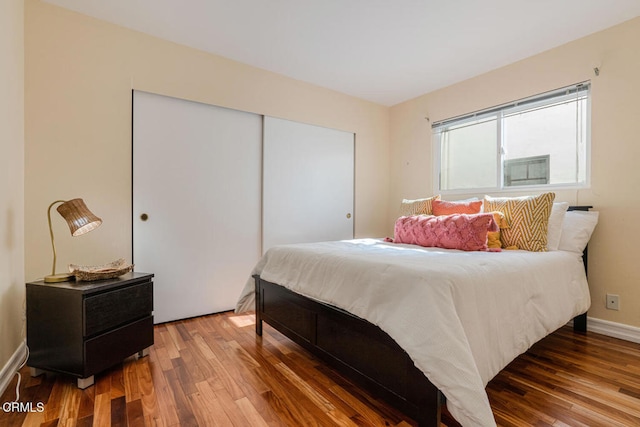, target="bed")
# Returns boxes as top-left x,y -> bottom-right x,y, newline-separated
235,205 -> 595,427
